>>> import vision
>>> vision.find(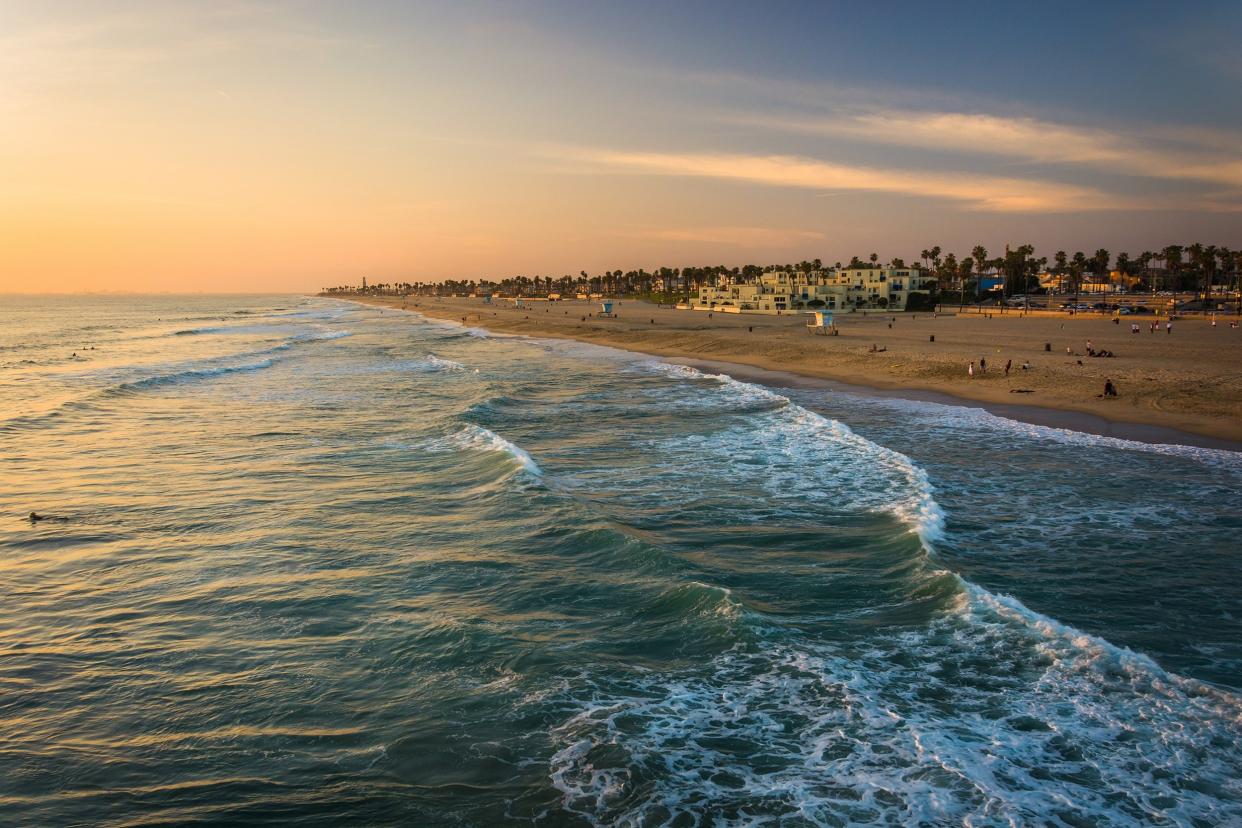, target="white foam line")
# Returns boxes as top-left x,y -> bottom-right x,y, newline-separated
835,391 -> 1242,468
649,360 -> 946,545
642,358 -> 1242,715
